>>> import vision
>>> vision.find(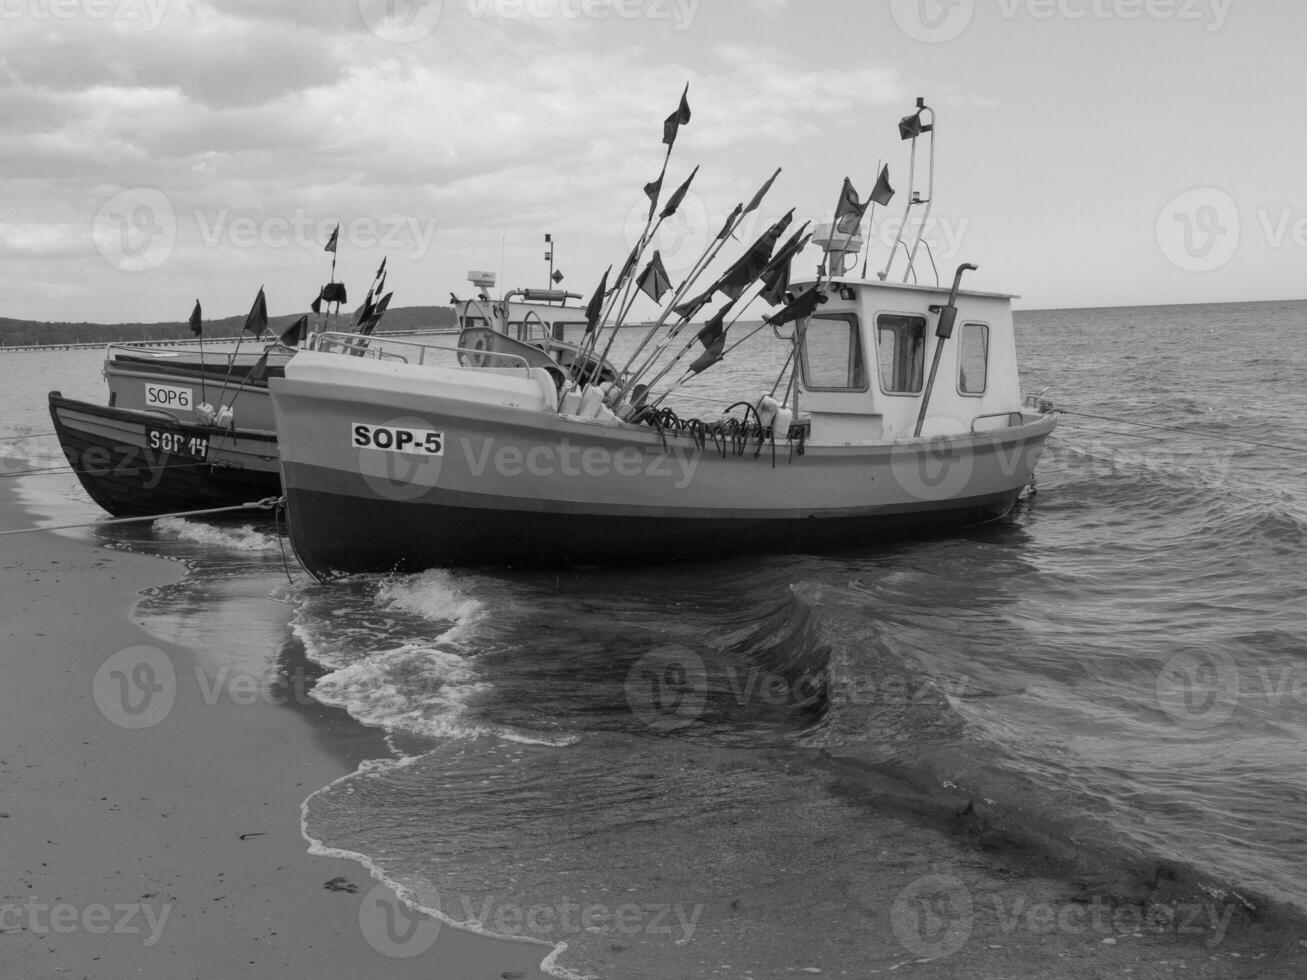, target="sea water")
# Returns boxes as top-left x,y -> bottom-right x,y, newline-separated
3,303 -> 1306,976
